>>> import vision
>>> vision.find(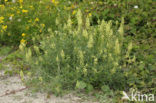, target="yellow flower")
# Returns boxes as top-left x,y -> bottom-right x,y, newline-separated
51,0 -> 59,6
22,9 -> 28,13
1,30 -> 3,33
29,6 -> 33,8
26,26 -> 29,30
51,0 -> 55,3
22,33 -> 26,37
2,25 -> 7,30
0,17 -> 4,19
72,10 -> 77,15
85,10 -> 89,13
17,10 -> 20,14
0,16 -> 4,23
20,39 -> 26,44
8,33 -> 11,36
35,18 -> 39,22
88,13 -> 92,17
55,1 -> 59,6
10,14 -> 14,17
41,24 -> 45,27
0,5 -> 5,9
99,1 -> 103,5
19,0 -> 23,4
71,5 -> 75,9
28,19 -> 32,23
